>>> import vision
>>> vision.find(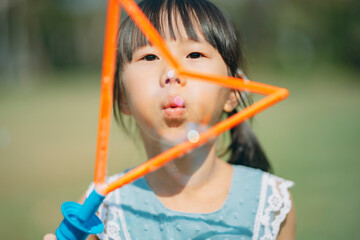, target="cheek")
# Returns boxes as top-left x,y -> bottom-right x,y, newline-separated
121,77 -> 162,131
189,83 -> 229,121
124,84 -> 156,116
122,68 -> 156,109
186,61 -> 228,76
